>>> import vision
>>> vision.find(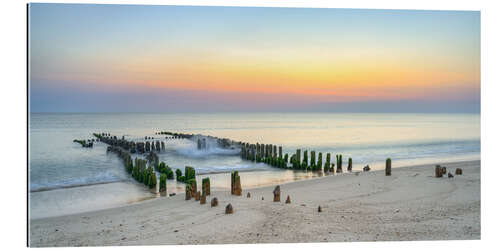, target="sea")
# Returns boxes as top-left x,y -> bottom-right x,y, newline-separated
28,112 -> 480,219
